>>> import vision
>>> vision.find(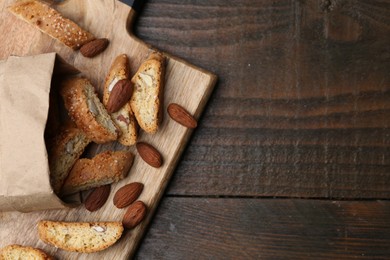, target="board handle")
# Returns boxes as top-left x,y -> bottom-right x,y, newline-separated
119,0 -> 145,14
